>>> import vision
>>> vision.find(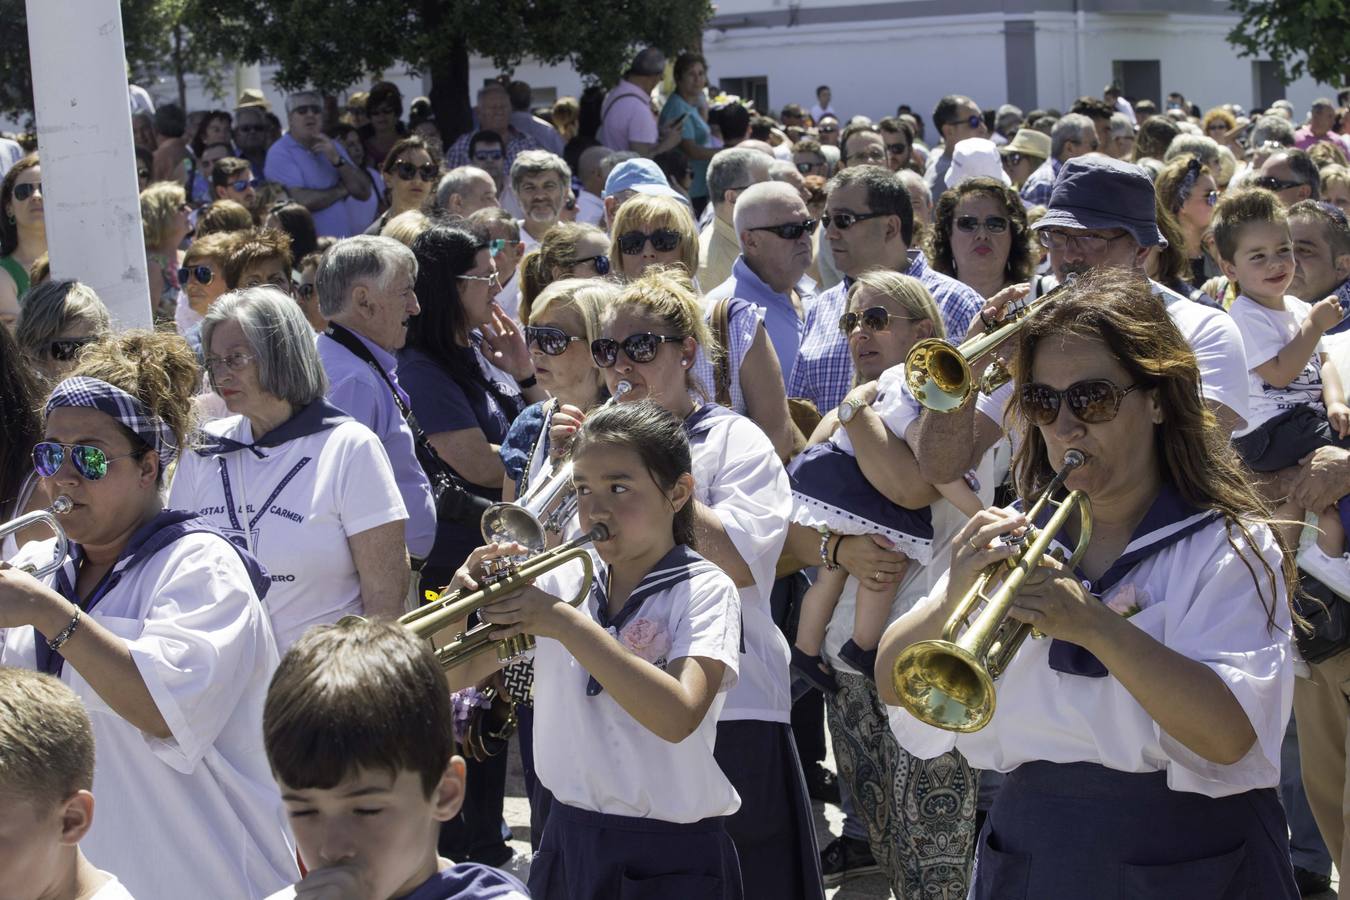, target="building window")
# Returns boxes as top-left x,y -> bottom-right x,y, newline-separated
718,76 -> 769,116
1111,60 -> 1160,109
